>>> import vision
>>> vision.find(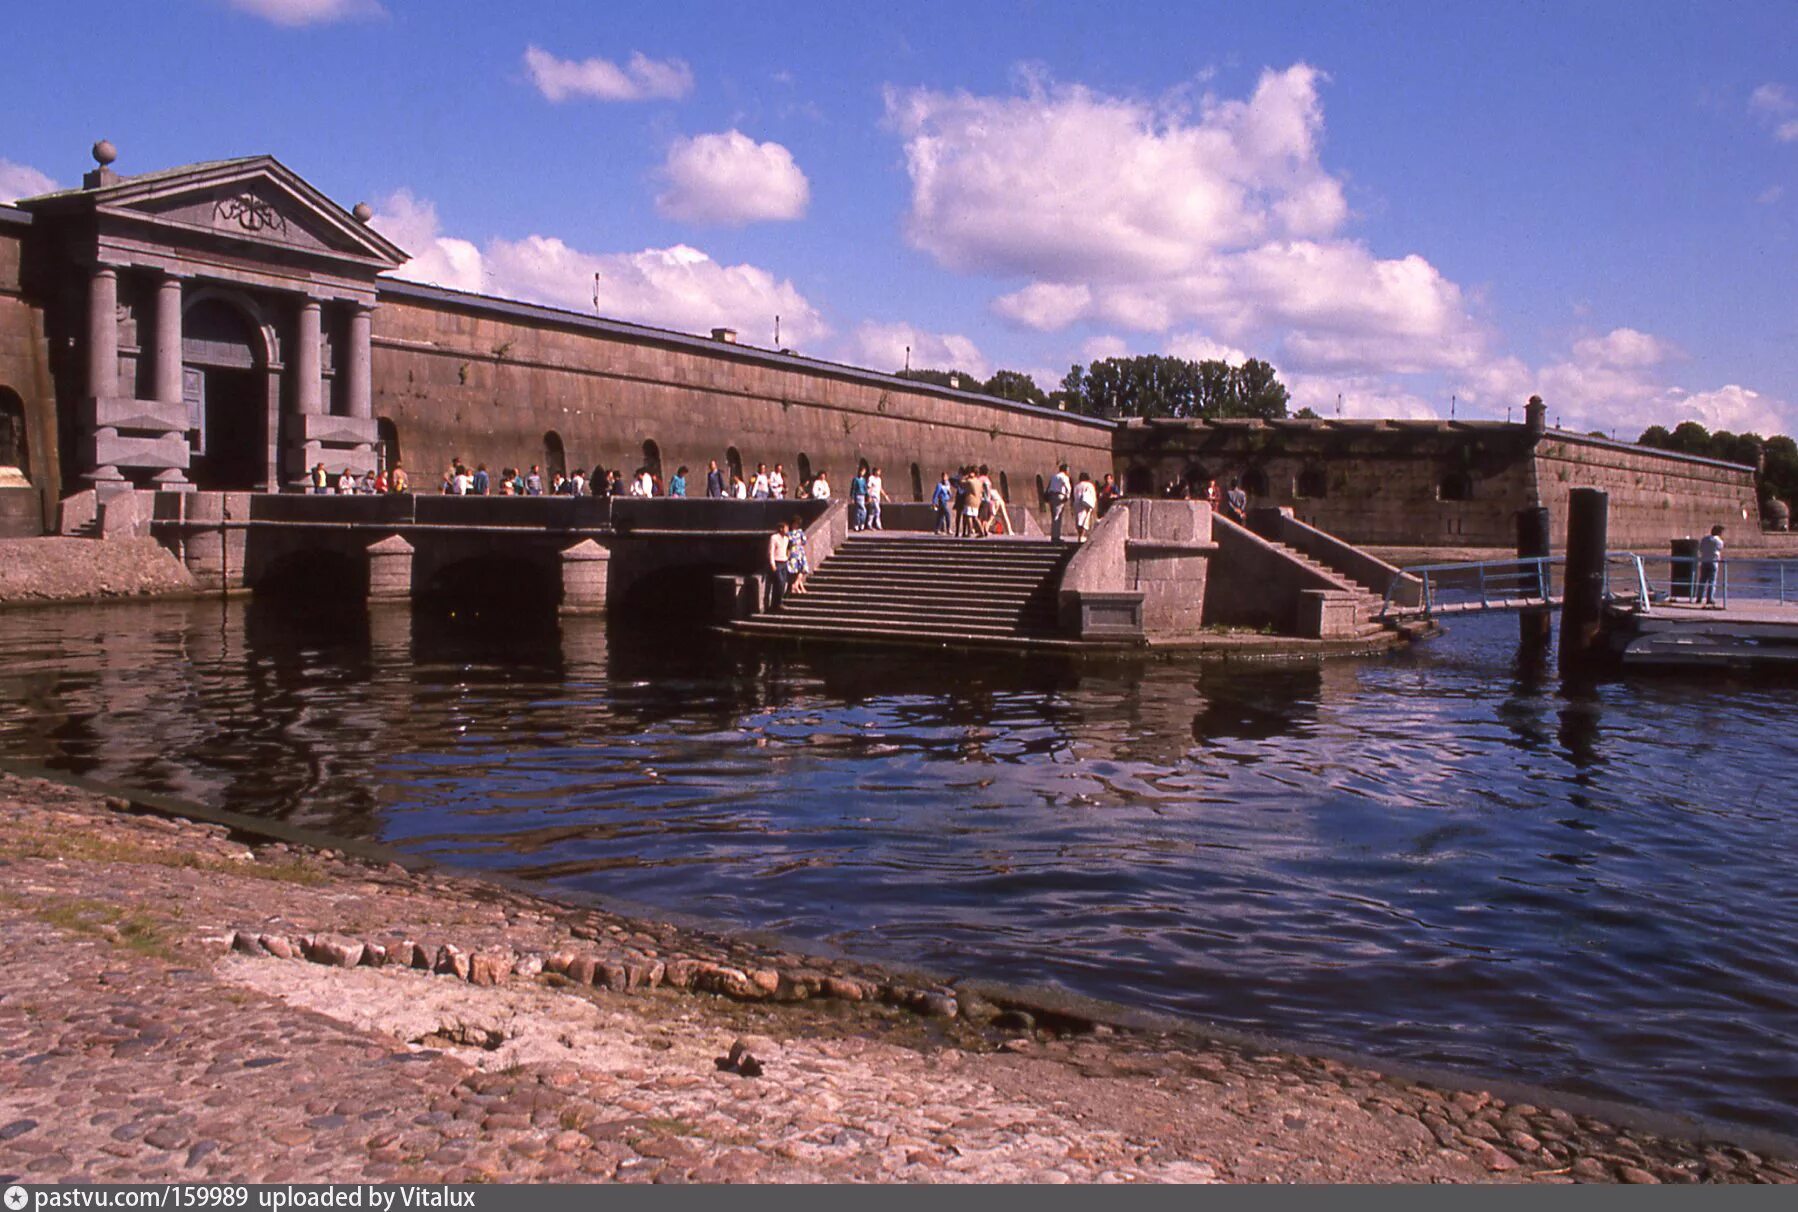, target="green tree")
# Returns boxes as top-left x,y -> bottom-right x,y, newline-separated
1231,359 -> 1290,419
1668,420 -> 1712,454
895,368 -> 984,392
982,369 -> 1048,407
1057,353 -> 1290,420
